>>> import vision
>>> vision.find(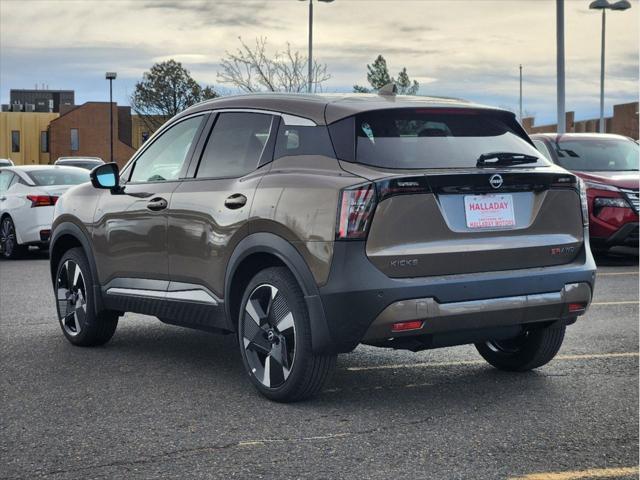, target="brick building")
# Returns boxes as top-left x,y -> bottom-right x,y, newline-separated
3,89 -> 75,113
49,102 -> 136,167
523,101 -> 639,139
